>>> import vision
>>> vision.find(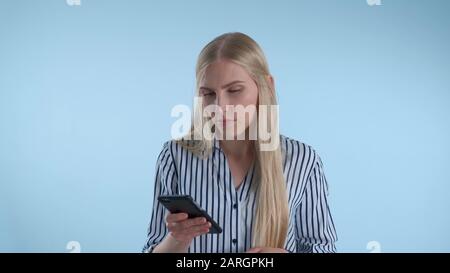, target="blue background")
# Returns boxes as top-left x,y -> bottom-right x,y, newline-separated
1,0 -> 449,252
